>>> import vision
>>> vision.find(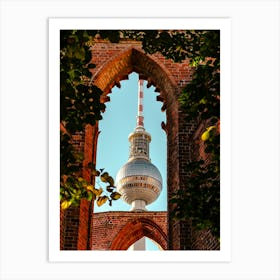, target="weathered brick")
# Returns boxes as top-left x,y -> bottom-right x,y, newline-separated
91,211 -> 167,250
